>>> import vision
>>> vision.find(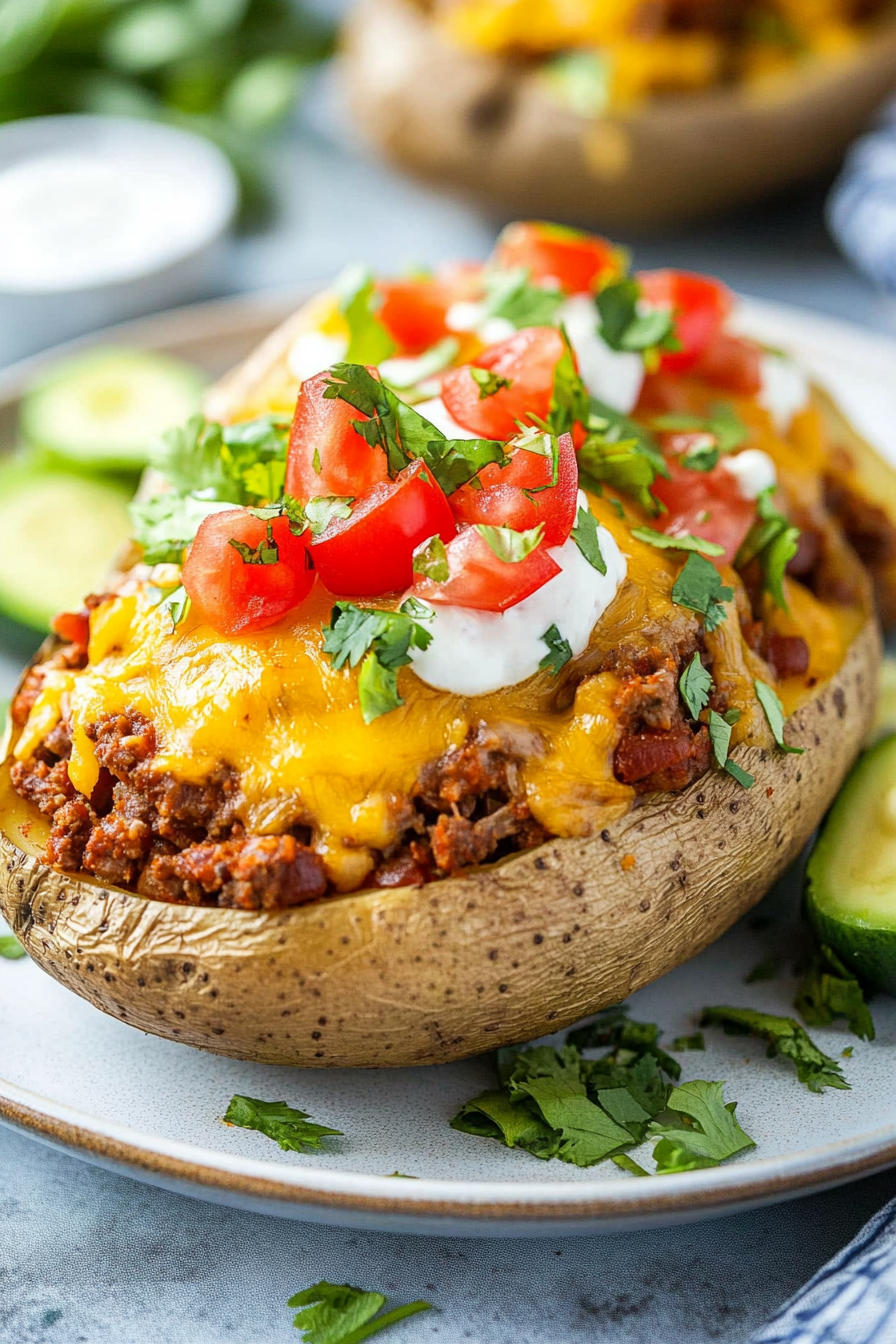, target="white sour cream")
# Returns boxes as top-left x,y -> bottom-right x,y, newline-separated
409,506 -> 627,696
559,294 -> 644,413
287,331 -> 348,383
445,300 -> 516,347
414,396 -> 480,439
758,351 -> 809,433
720,448 -> 777,500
